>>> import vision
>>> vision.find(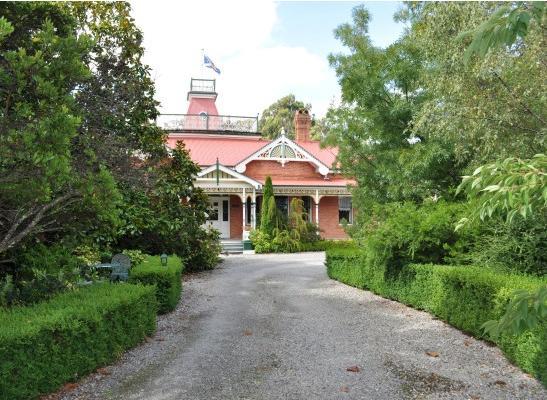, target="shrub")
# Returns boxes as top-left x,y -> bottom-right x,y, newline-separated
184,227 -> 221,272
326,248 -> 547,384
122,249 -> 146,266
1,244 -> 82,306
0,283 -> 157,400
465,212 -> 547,276
361,201 -> 473,275
271,228 -> 301,253
249,229 -> 273,253
129,255 -> 183,314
